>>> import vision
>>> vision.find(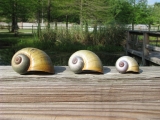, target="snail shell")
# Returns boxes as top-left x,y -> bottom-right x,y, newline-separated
68,50 -> 103,74
115,56 -> 139,73
11,47 -> 54,74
